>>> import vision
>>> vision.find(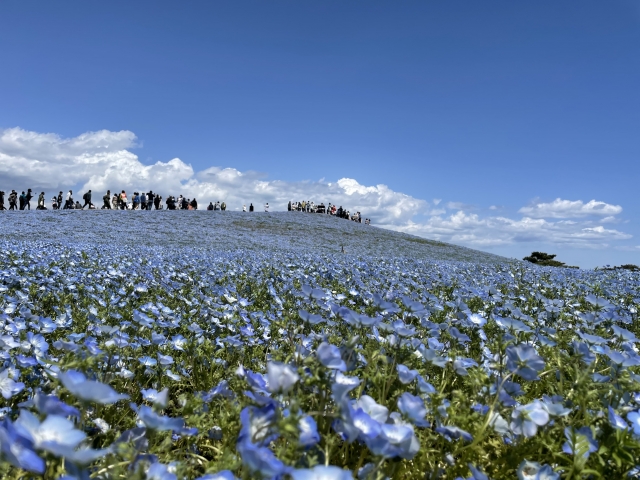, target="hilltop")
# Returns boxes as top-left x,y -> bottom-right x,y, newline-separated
0,210 -> 509,264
